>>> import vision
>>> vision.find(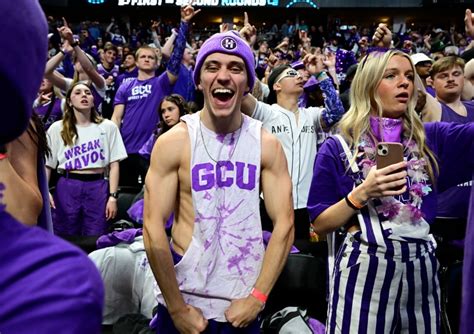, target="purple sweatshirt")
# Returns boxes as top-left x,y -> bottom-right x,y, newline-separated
0,210 -> 104,333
